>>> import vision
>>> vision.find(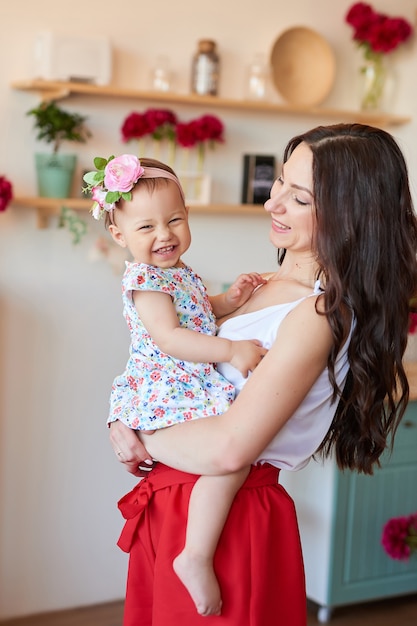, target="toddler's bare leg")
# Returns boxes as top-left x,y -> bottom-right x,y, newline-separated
173,466 -> 250,616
